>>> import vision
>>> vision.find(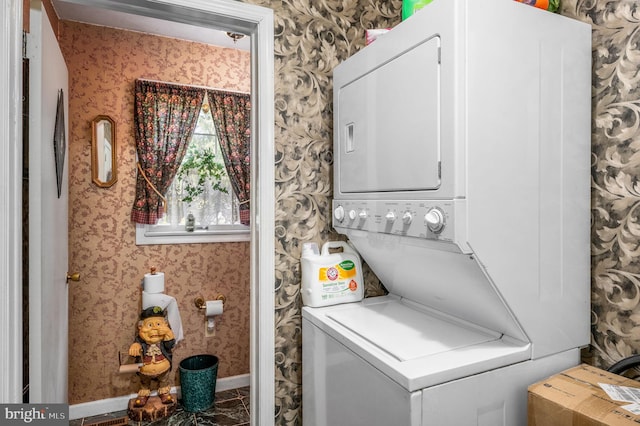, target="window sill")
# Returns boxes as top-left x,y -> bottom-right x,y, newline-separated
136,224 -> 250,245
